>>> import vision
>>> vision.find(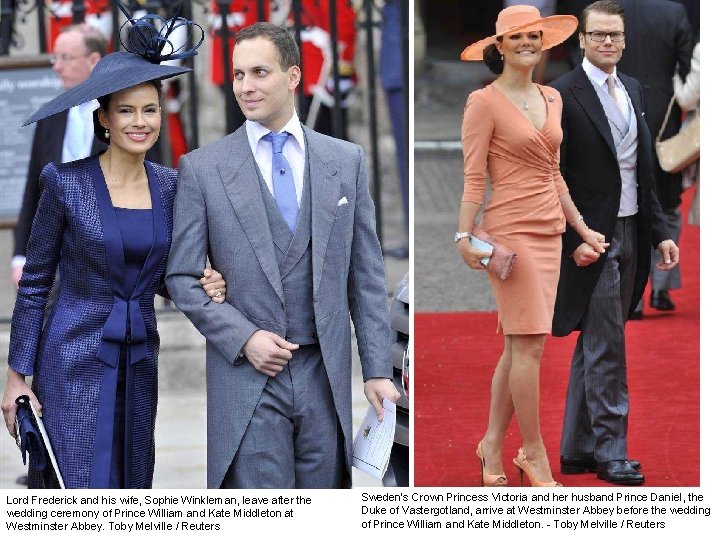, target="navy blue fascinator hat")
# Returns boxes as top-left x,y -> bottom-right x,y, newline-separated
24,0 -> 204,126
